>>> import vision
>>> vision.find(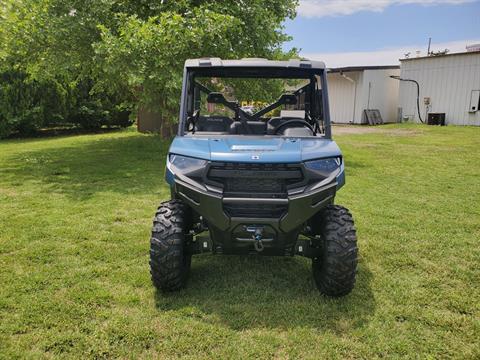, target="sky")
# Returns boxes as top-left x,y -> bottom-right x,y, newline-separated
284,0 -> 480,67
